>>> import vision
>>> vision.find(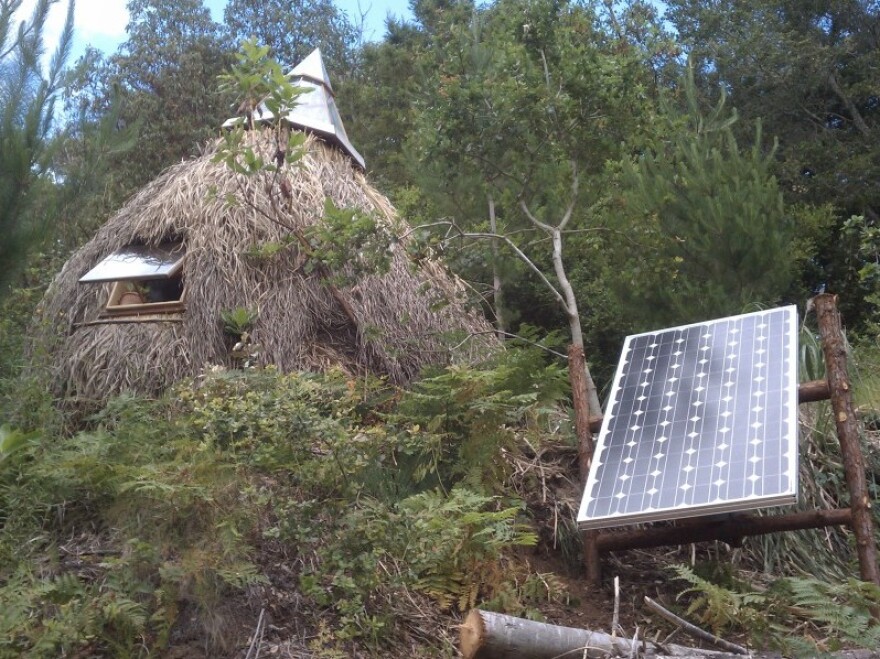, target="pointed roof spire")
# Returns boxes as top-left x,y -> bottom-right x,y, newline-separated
222,47 -> 364,170
288,47 -> 333,94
